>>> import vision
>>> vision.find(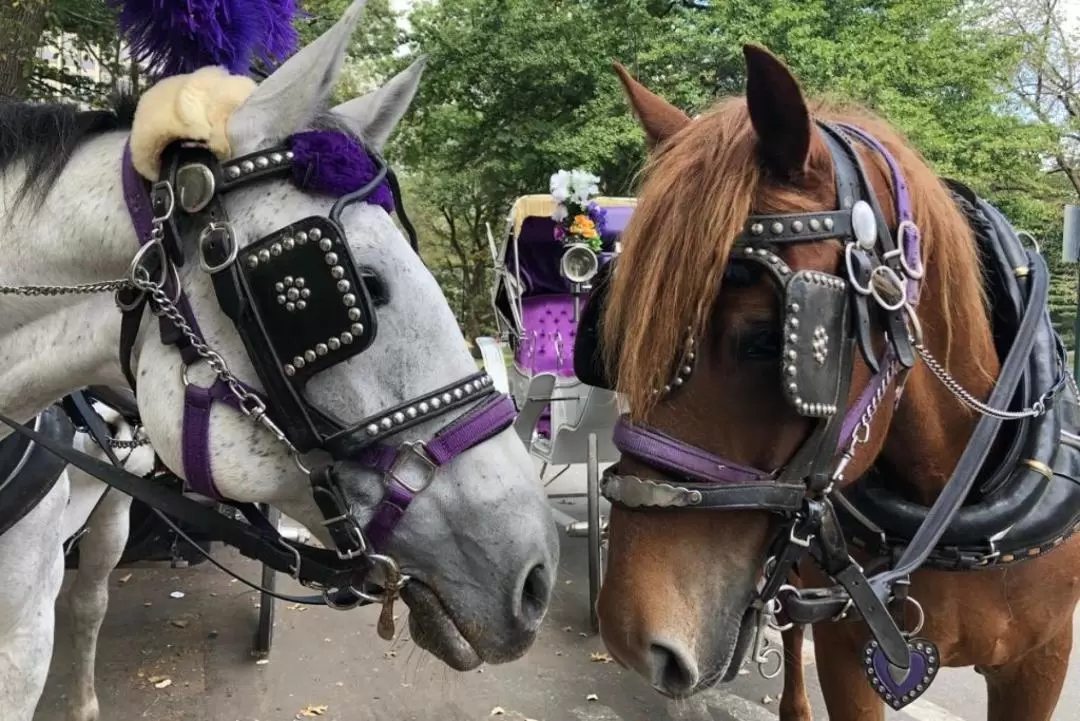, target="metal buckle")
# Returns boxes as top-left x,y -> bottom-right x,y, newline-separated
150,181 -> 175,222
789,522 -> 813,548
198,222 -> 238,274
386,441 -> 438,494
